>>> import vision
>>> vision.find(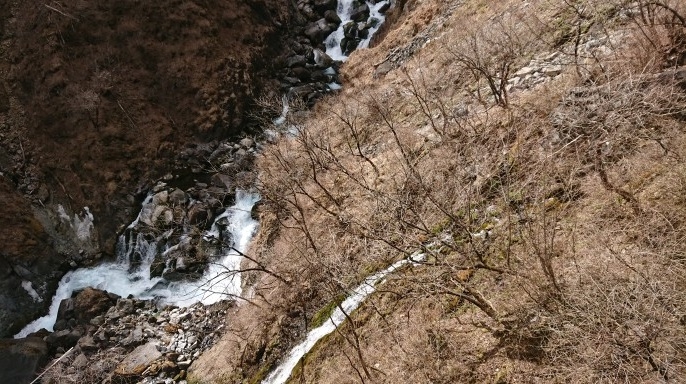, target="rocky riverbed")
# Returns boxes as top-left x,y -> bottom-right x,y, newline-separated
19,287 -> 233,384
